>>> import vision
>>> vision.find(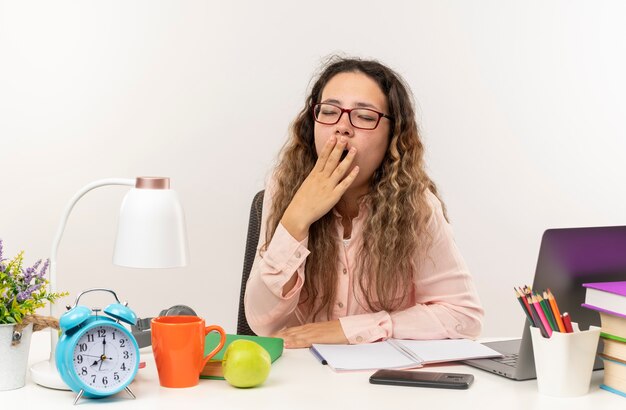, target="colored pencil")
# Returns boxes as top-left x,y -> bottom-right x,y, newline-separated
540,291 -> 559,332
527,295 -> 550,338
562,312 -> 574,333
546,289 -> 566,332
531,295 -> 553,337
518,287 -> 532,314
535,293 -> 557,330
515,288 -> 535,326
